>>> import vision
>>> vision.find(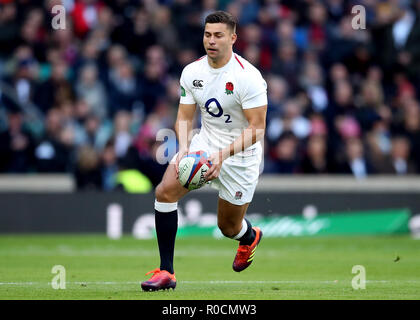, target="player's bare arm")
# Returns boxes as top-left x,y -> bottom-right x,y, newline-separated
174,103 -> 196,178
205,105 -> 267,181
